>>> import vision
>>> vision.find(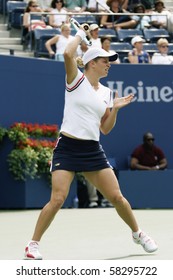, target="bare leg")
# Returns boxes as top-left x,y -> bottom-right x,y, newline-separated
32,170 -> 75,241
83,168 -> 139,232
